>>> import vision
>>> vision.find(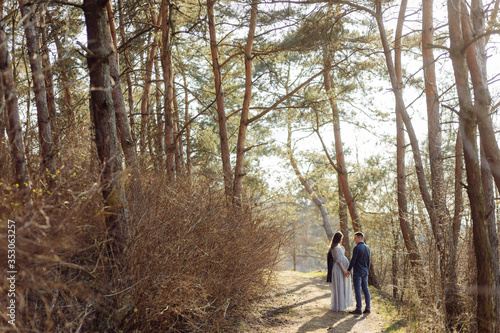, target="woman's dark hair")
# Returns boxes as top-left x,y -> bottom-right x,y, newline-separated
329,232 -> 343,250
